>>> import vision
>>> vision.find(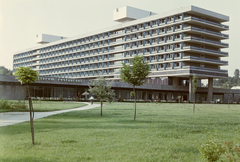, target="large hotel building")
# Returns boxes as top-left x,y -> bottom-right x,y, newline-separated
8,5 -> 233,102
